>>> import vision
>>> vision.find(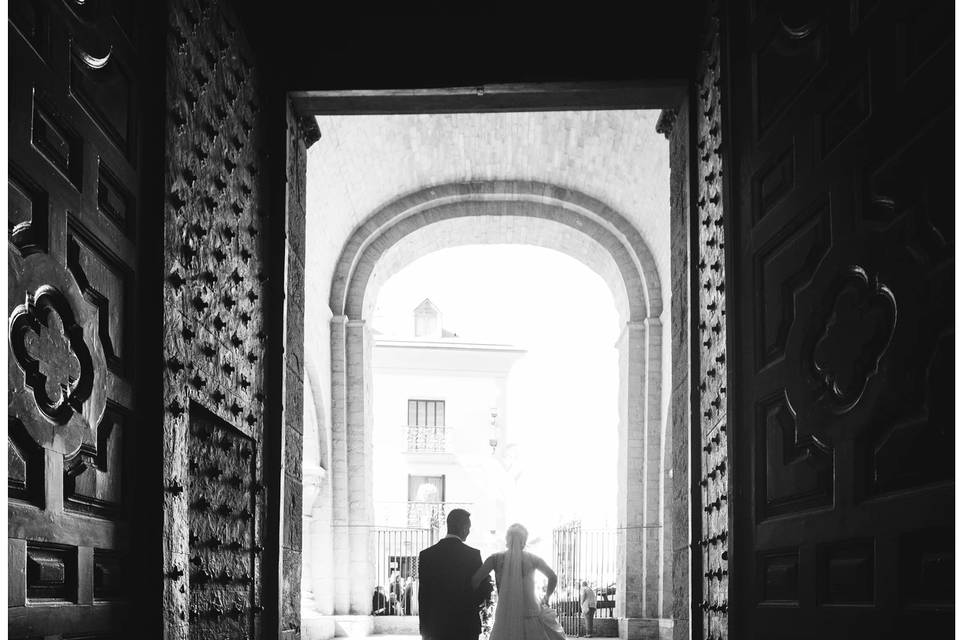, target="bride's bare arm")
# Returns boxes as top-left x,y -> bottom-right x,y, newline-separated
532,555 -> 558,602
471,554 -> 499,590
